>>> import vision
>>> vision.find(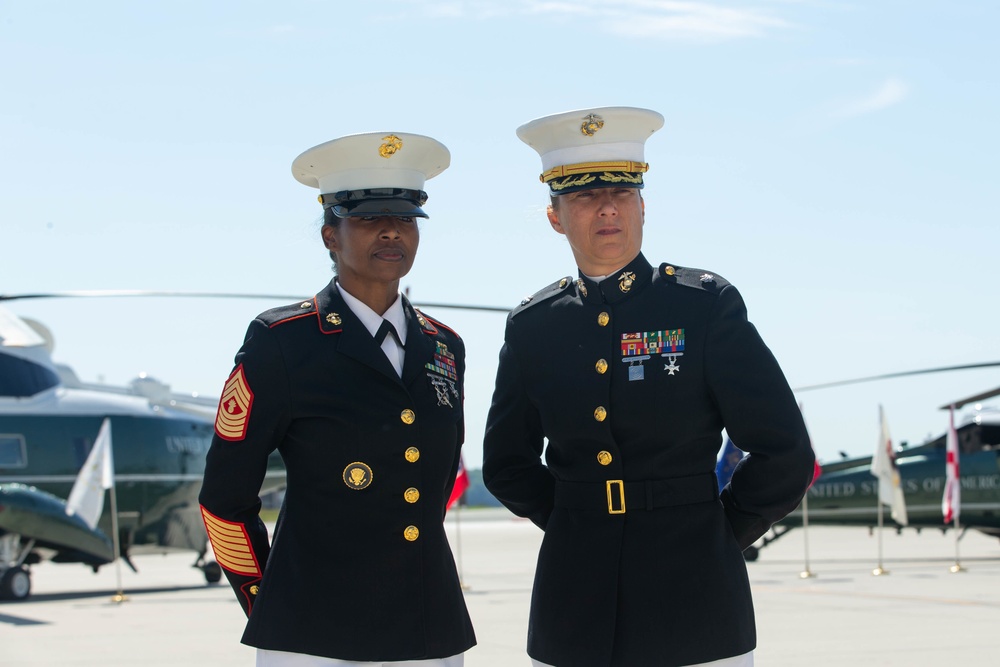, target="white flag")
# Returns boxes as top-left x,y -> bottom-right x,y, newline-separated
871,405 -> 908,525
942,406 -> 960,524
66,418 -> 114,529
